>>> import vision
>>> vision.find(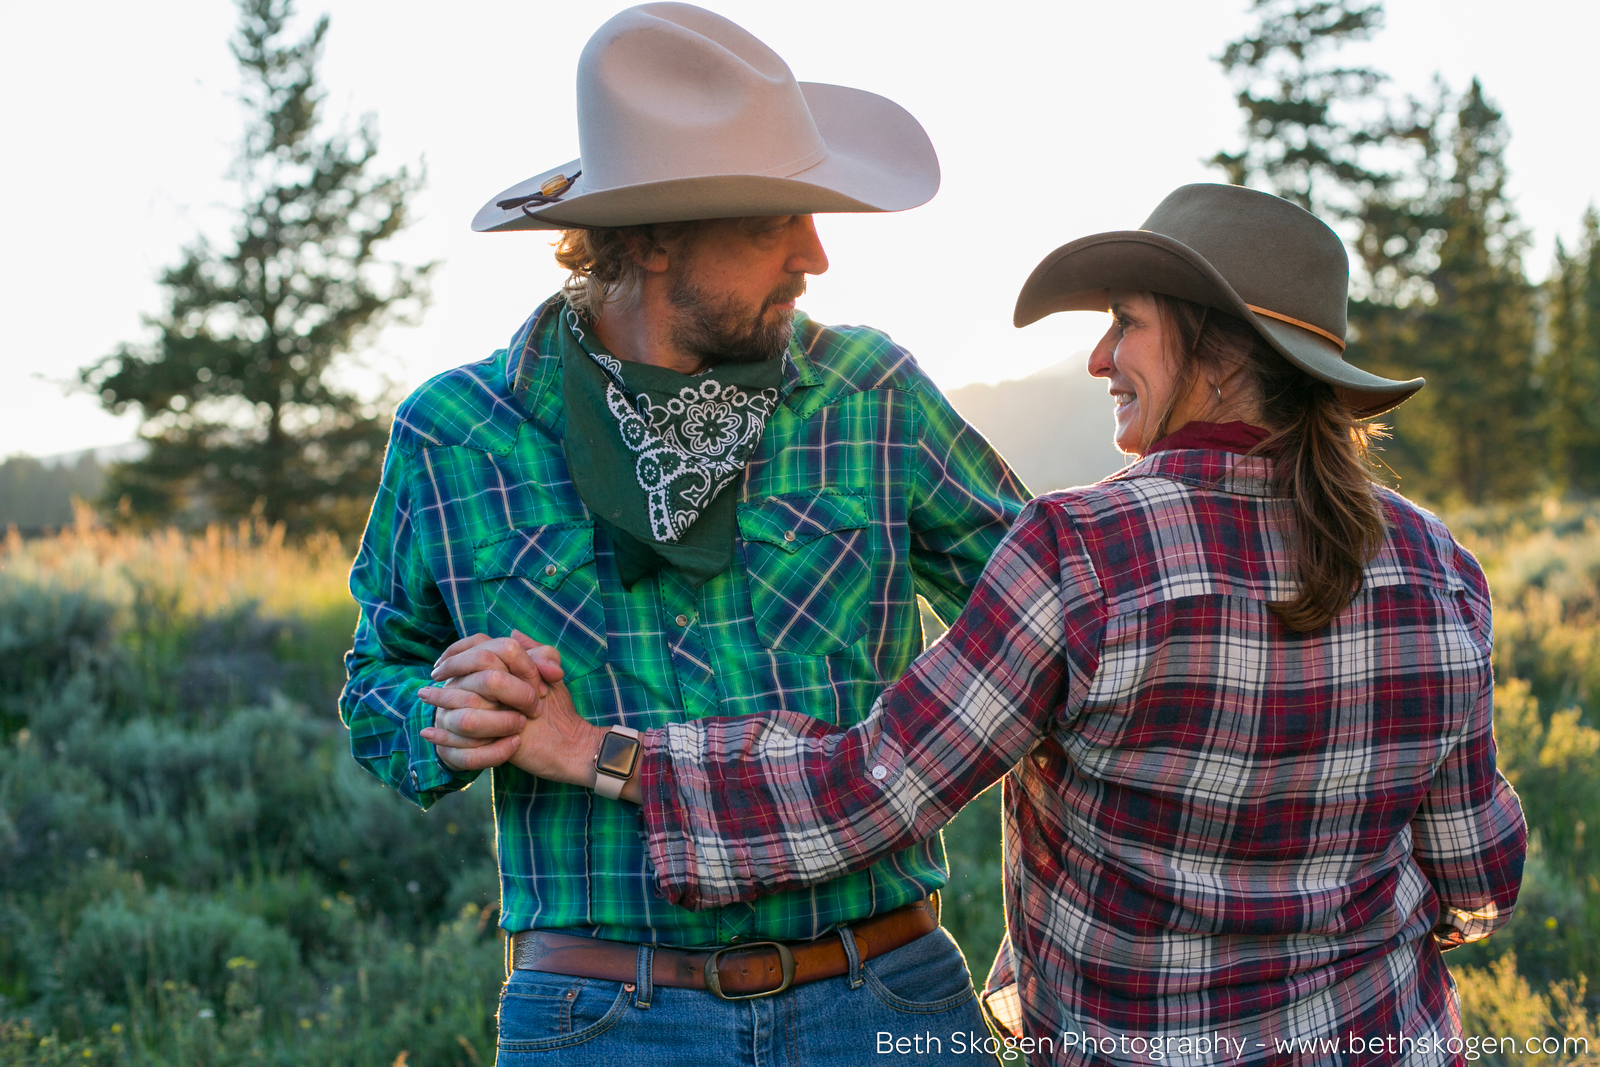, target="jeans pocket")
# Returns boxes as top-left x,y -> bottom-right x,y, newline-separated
497,971 -> 630,1051
861,928 -> 979,1014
